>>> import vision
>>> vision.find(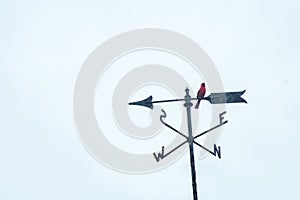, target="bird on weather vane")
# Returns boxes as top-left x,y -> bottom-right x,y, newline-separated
195,83 -> 206,109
